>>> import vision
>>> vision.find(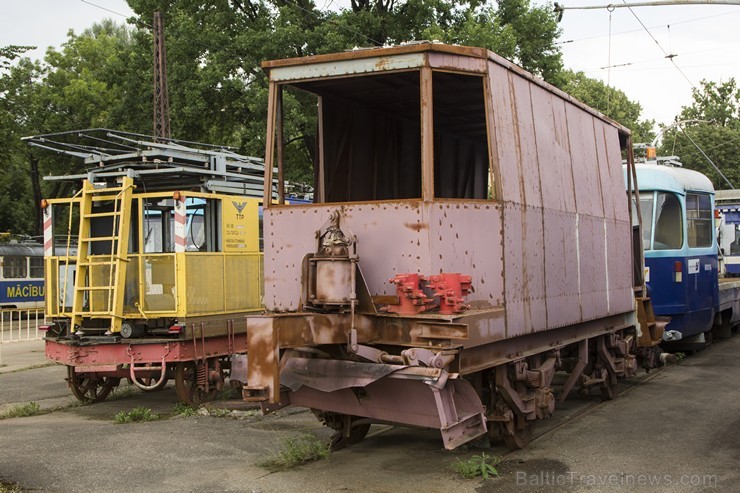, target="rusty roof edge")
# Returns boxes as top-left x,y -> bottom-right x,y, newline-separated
260,42 -> 630,135
484,50 -> 631,135
261,43 -> 487,71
